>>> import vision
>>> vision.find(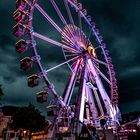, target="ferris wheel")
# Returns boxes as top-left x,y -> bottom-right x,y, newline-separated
13,0 -> 121,138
